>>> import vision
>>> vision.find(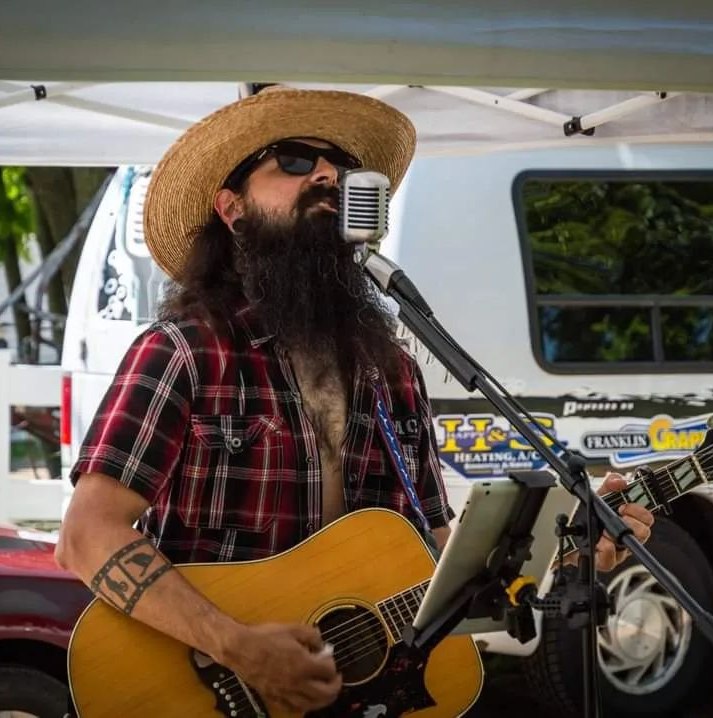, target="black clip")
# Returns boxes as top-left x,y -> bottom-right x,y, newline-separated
636,464 -> 672,516
553,513 -> 583,579
563,116 -> 595,137
31,84 -> 47,101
